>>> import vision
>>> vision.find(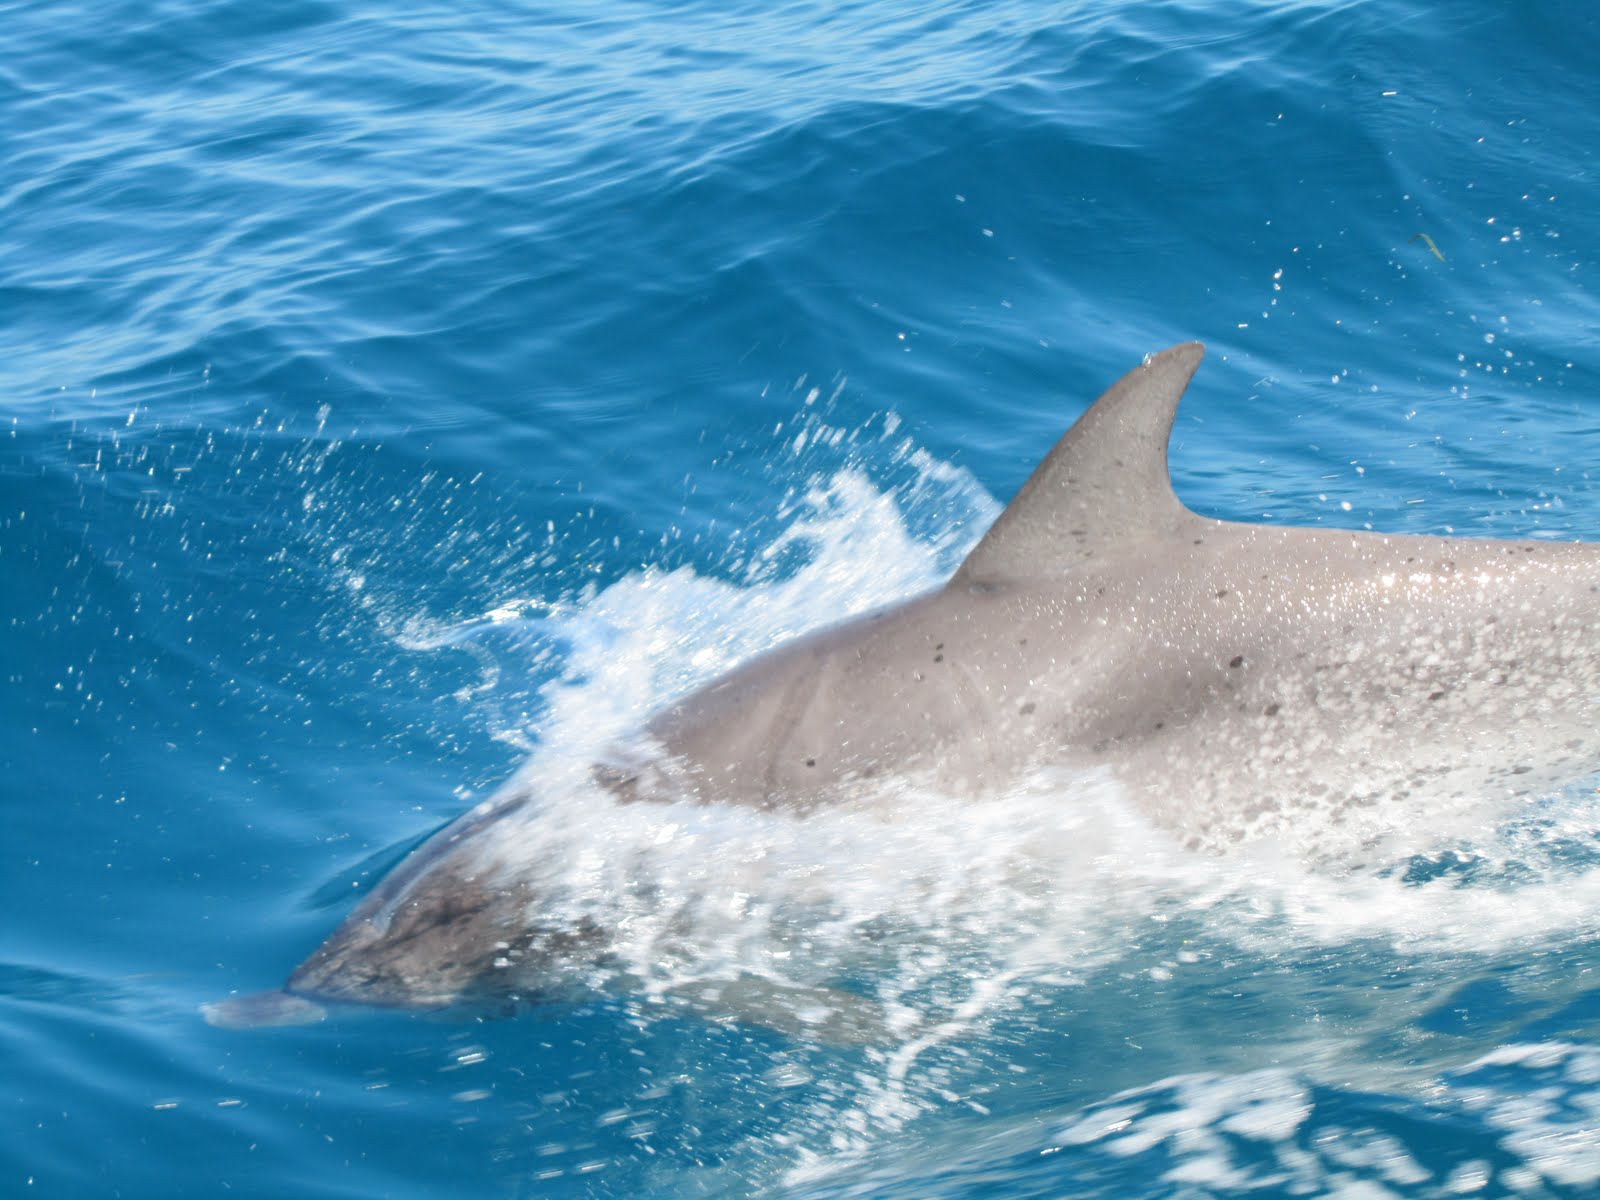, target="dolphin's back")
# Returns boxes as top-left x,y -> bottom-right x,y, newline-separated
648,343 -> 1215,808
644,588 -> 1030,808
